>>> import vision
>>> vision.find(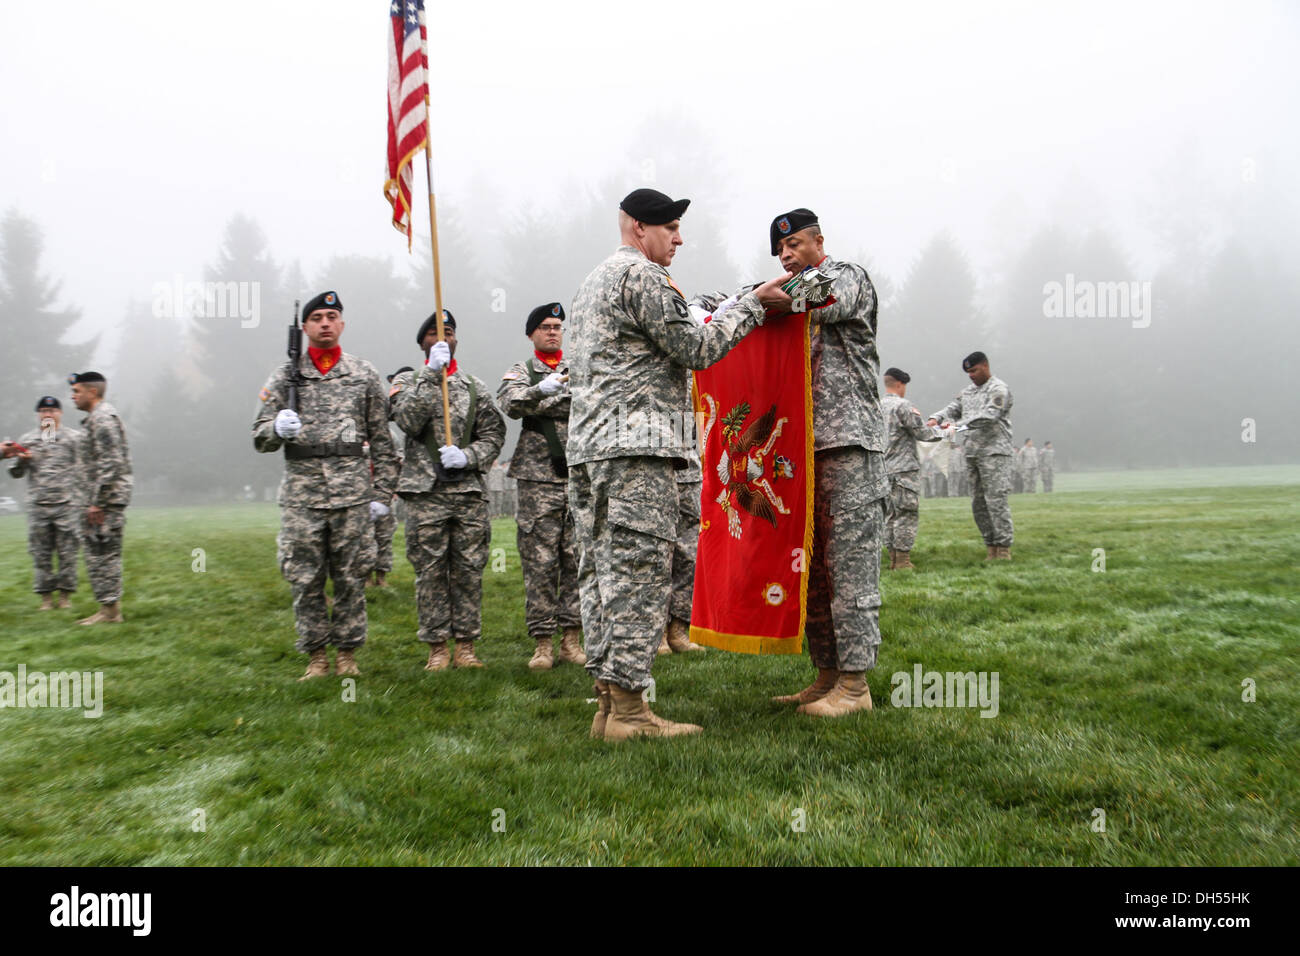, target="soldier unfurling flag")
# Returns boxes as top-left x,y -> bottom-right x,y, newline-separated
385,0 -> 428,248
